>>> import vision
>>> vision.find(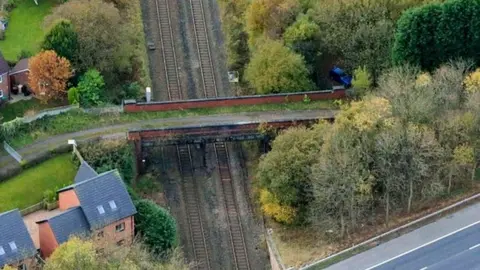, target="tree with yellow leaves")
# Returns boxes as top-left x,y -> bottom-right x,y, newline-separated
28,50 -> 72,103
464,68 -> 480,94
